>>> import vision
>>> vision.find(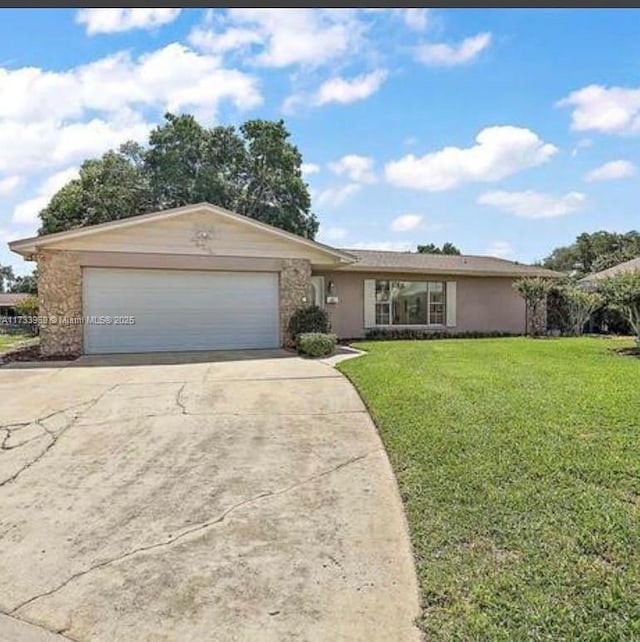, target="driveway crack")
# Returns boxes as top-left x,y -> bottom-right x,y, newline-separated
0,384 -> 120,489
175,383 -> 187,414
10,450 -> 377,615
0,609 -> 79,641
